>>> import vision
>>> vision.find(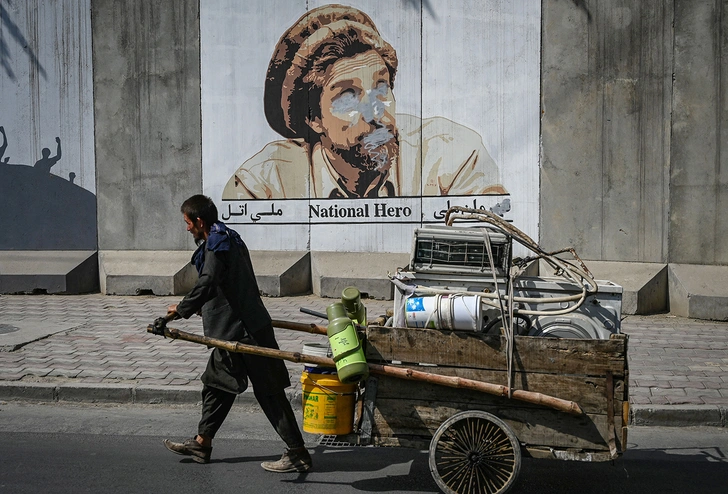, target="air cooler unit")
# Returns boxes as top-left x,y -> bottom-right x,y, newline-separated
410,226 -> 511,278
